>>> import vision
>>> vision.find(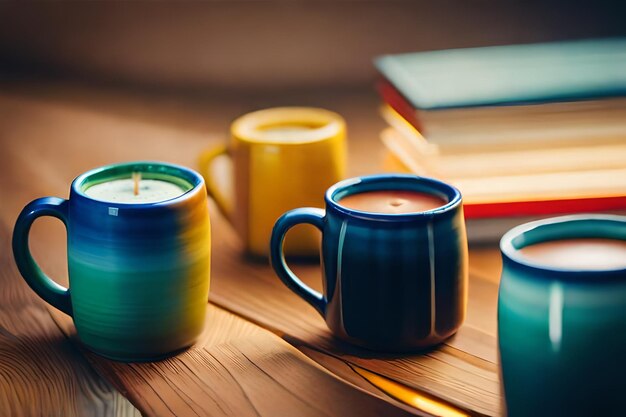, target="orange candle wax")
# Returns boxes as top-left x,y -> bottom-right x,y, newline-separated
338,190 -> 445,214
